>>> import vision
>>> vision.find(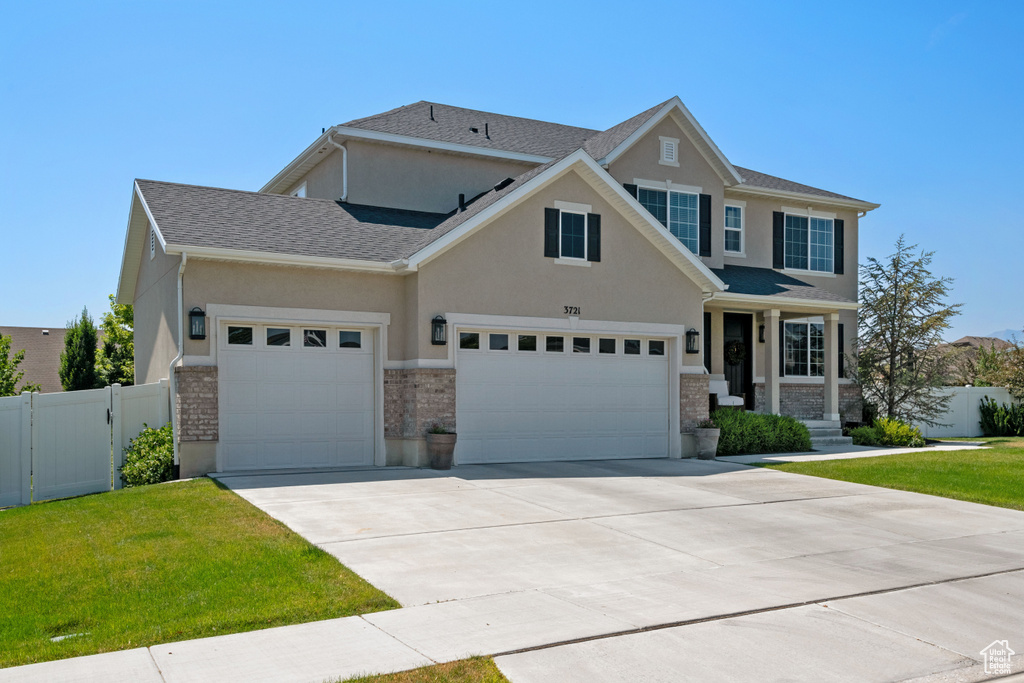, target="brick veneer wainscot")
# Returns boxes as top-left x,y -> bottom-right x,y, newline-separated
174,365 -> 218,441
753,383 -> 863,424
384,368 -> 456,438
680,373 -> 711,432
